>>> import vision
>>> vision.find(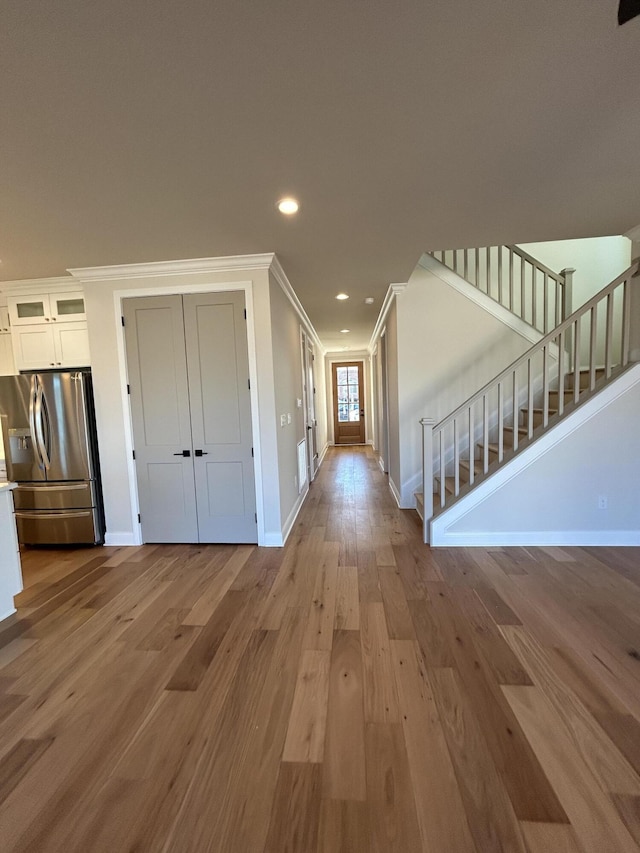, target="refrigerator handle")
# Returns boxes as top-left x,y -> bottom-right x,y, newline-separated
28,375 -> 44,469
34,381 -> 51,471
